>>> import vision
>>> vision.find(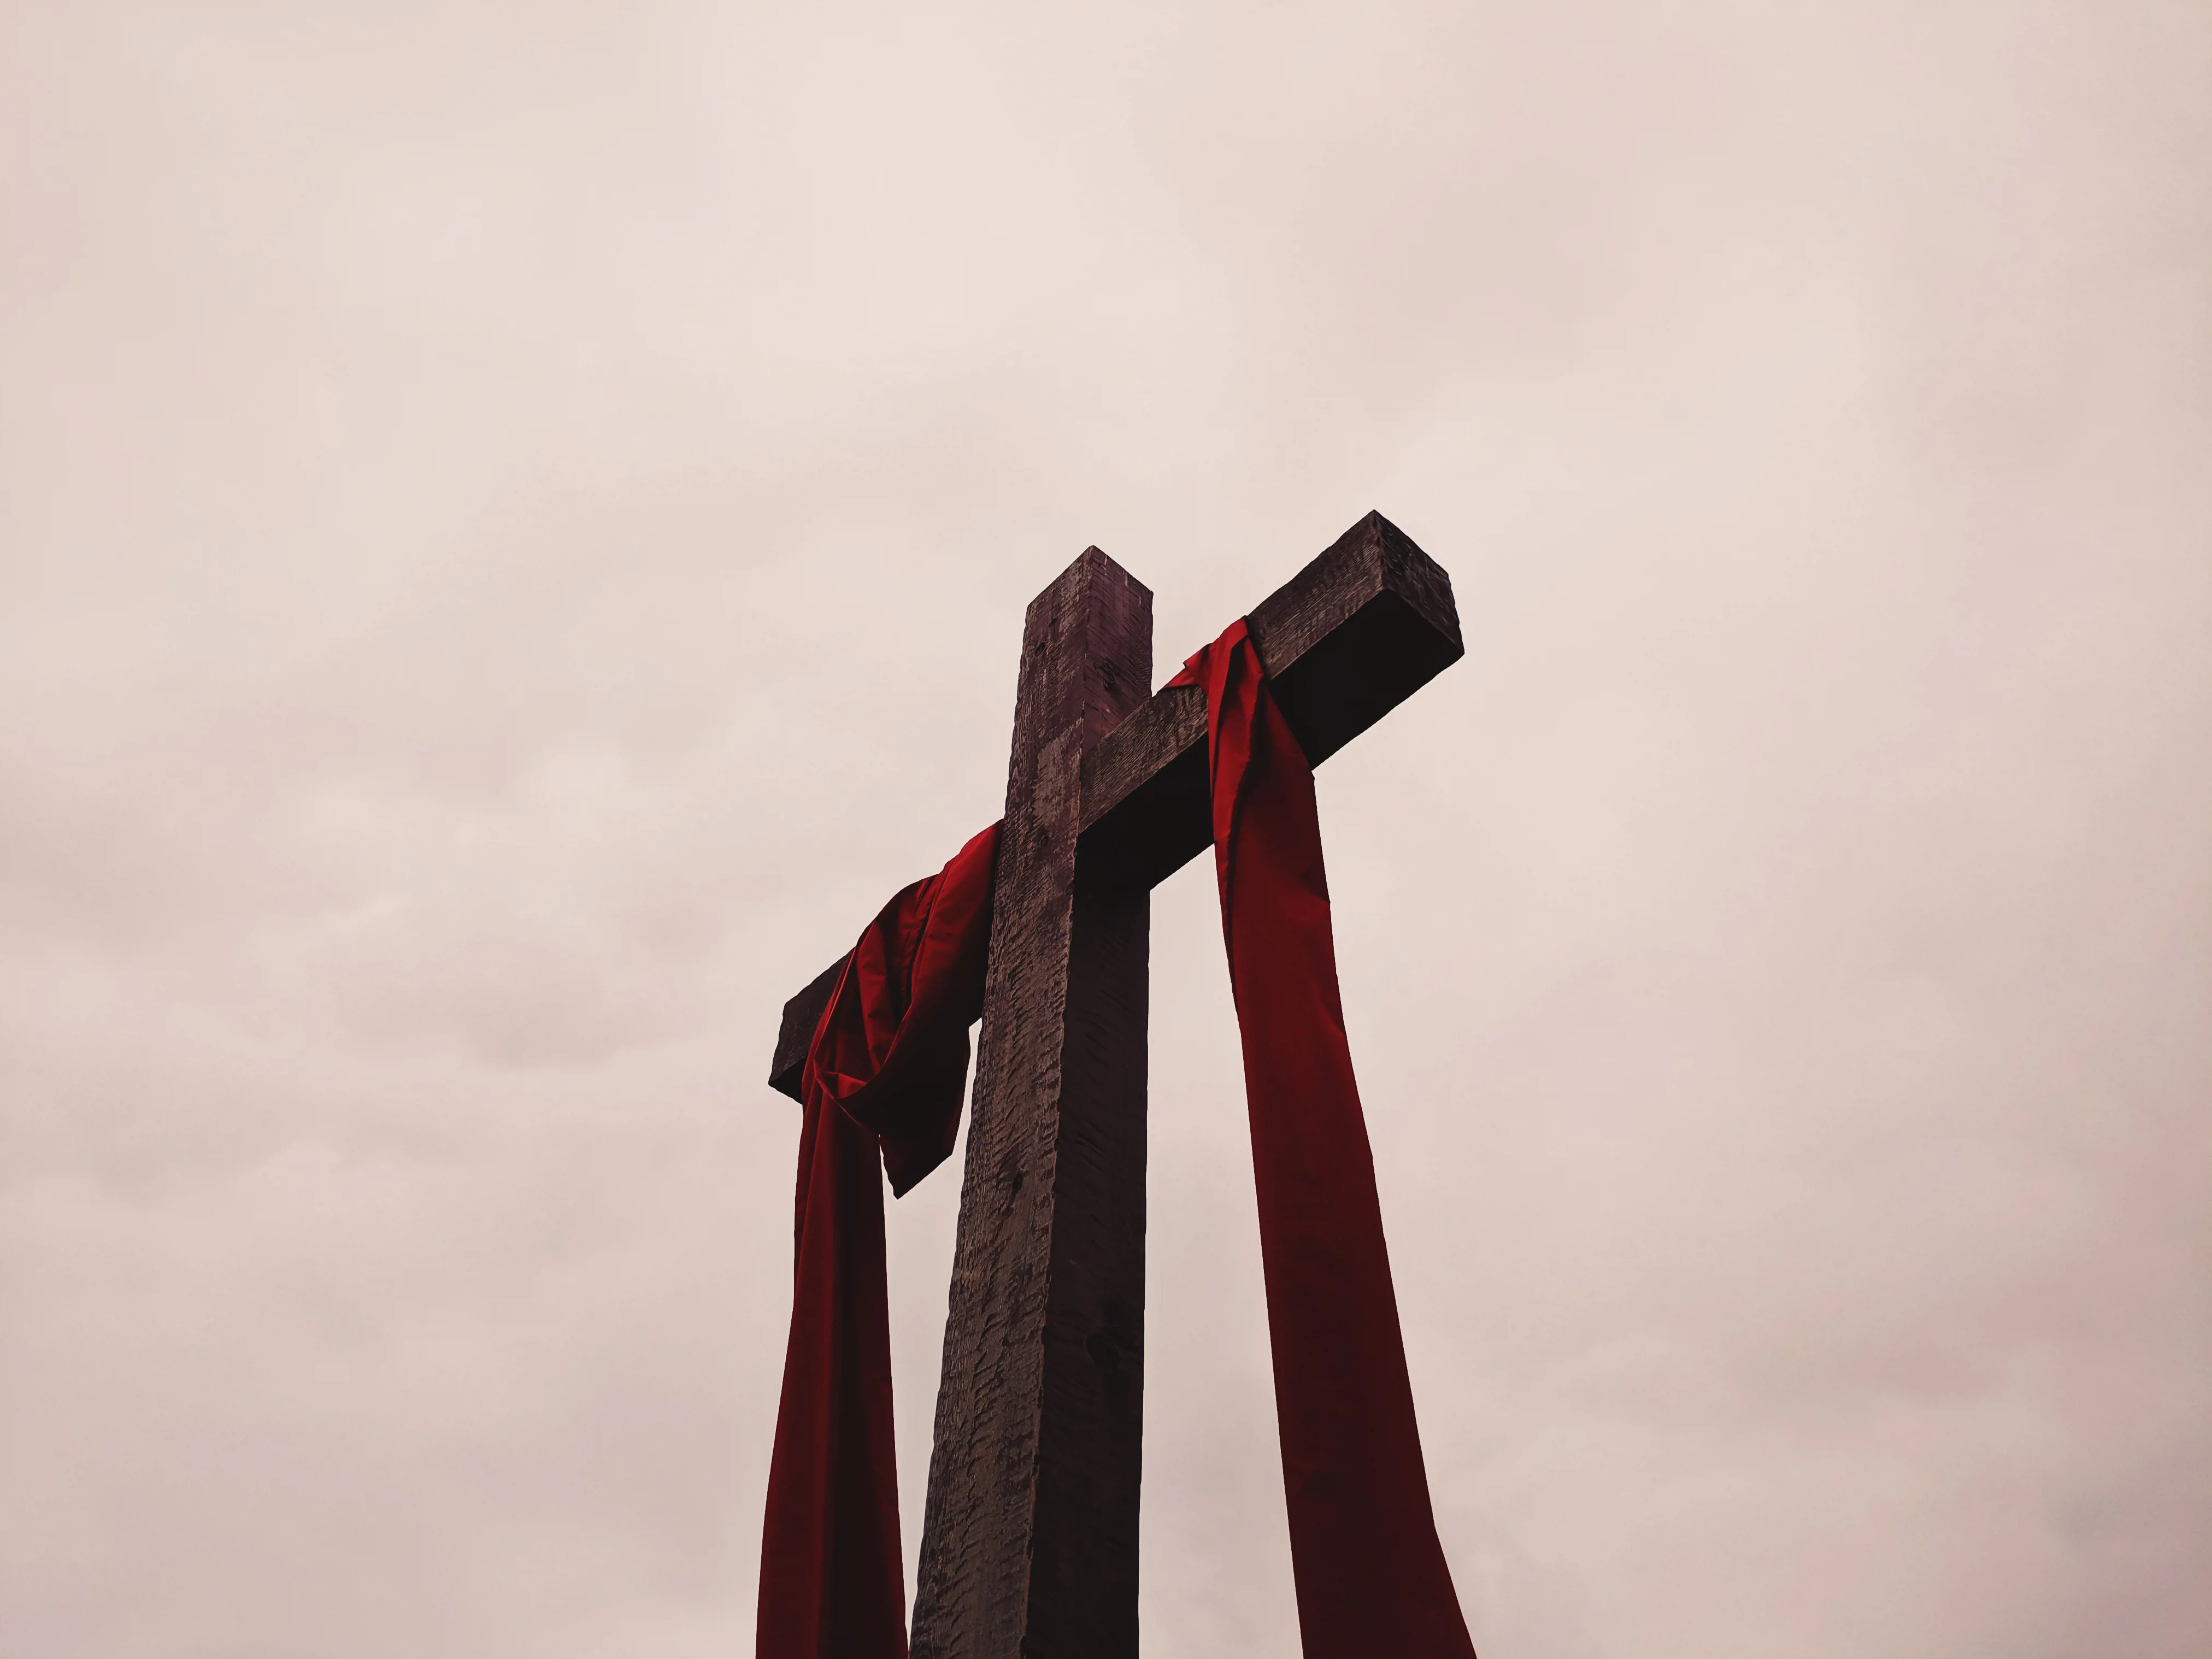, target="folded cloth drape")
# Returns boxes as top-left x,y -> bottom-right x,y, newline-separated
1172,618 -> 1476,1659
756,822 -> 998,1659
758,619 -> 1473,1659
